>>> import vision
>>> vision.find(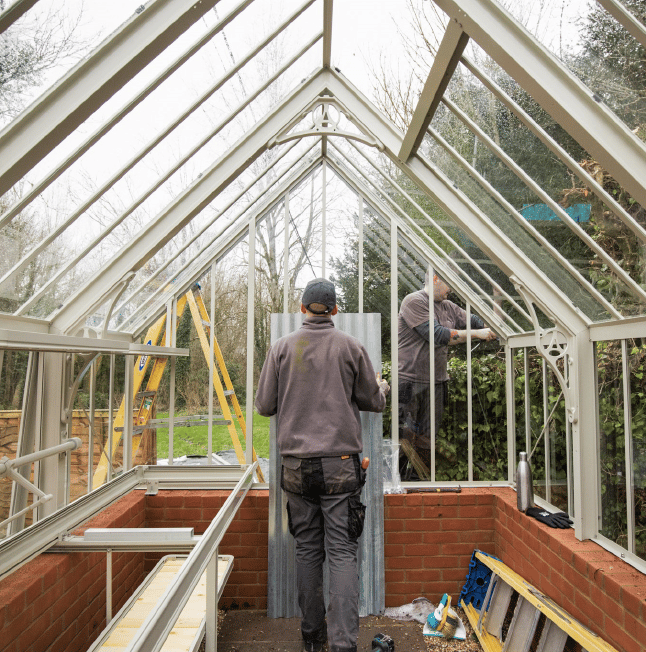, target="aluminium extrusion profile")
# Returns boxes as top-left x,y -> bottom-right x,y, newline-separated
110,138 -> 305,324
0,0 -> 222,195
432,0 -> 646,212
0,328 -> 189,357
0,464 -> 253,582
50,57 -> 330,336
123,462 -> 257,652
